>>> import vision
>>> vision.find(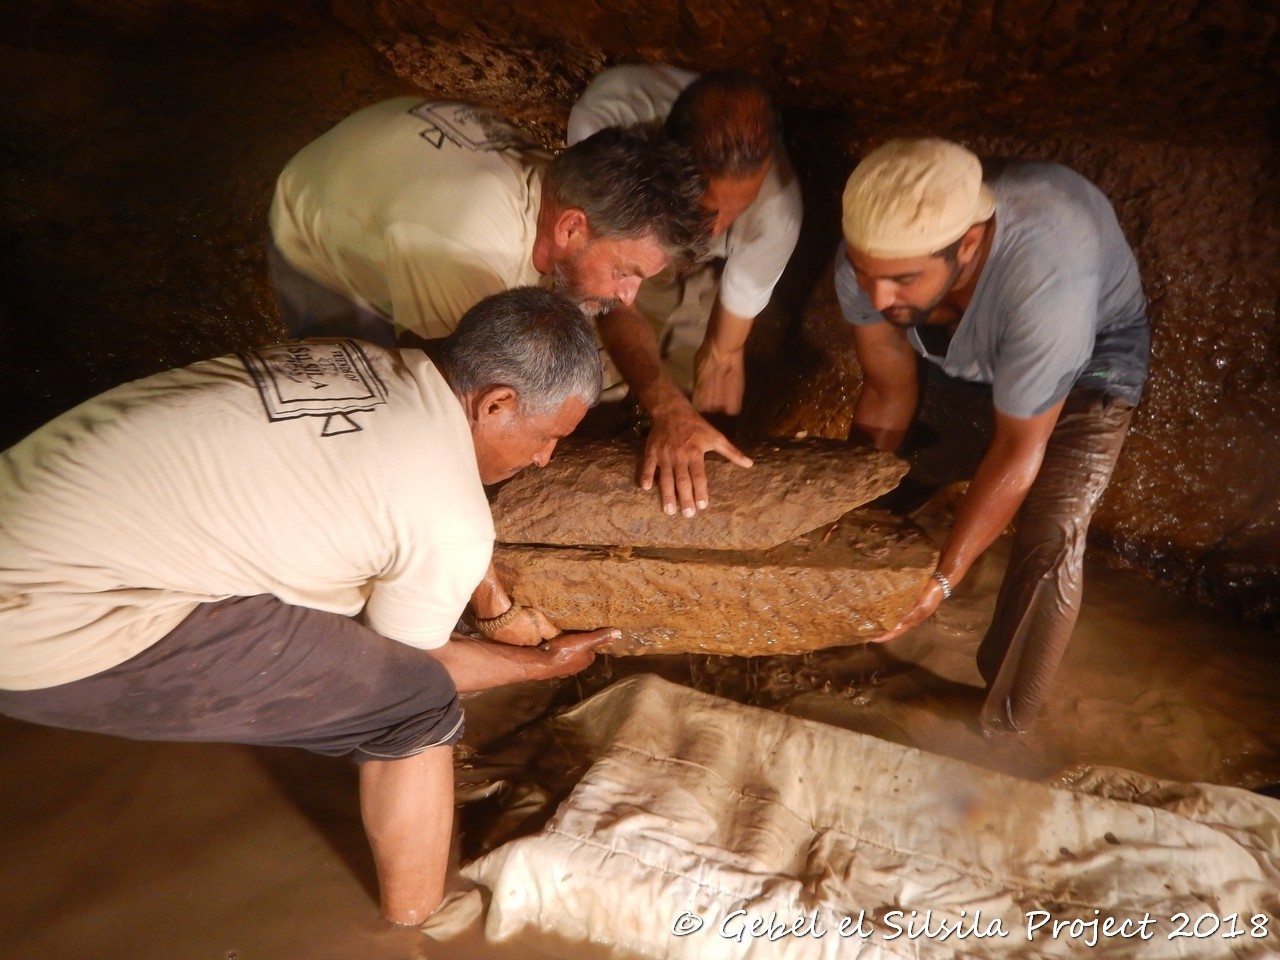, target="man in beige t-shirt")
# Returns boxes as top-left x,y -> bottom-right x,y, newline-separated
0,288 -> 616,926
269,98 -> 707,346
